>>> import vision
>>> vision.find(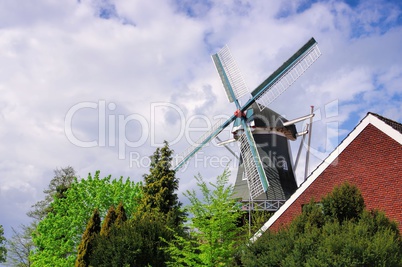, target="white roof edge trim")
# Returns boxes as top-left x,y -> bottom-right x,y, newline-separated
368,114 -> 402,145
250,113 -> 402,242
